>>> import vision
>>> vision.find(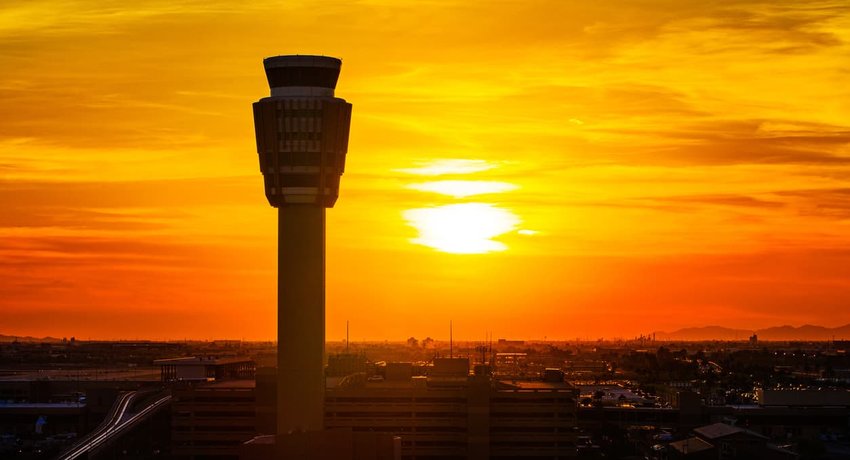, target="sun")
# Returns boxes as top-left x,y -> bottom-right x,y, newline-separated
403,203 -> 520,254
